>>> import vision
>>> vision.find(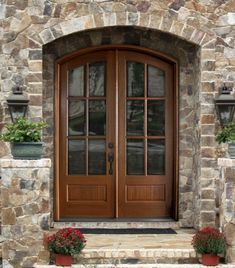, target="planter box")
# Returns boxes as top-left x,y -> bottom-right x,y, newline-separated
11,142 -> 44,159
